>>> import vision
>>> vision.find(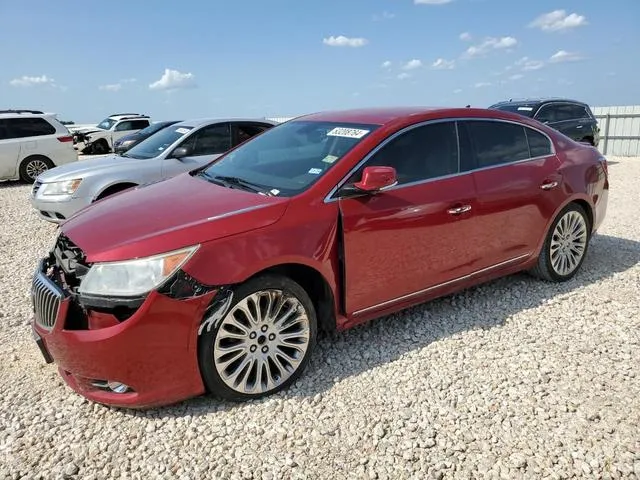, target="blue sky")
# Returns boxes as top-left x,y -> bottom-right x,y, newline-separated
0,0 -> 637,123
